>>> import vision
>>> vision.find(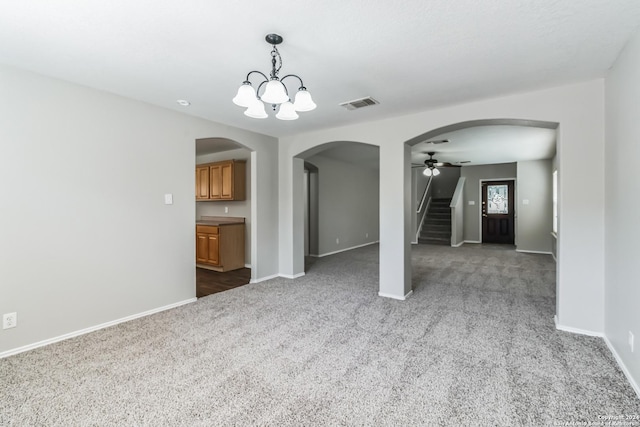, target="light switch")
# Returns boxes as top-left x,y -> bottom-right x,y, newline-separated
164,194 -> 173,205
523,199 -> 530,205
468,201 -> 475,205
